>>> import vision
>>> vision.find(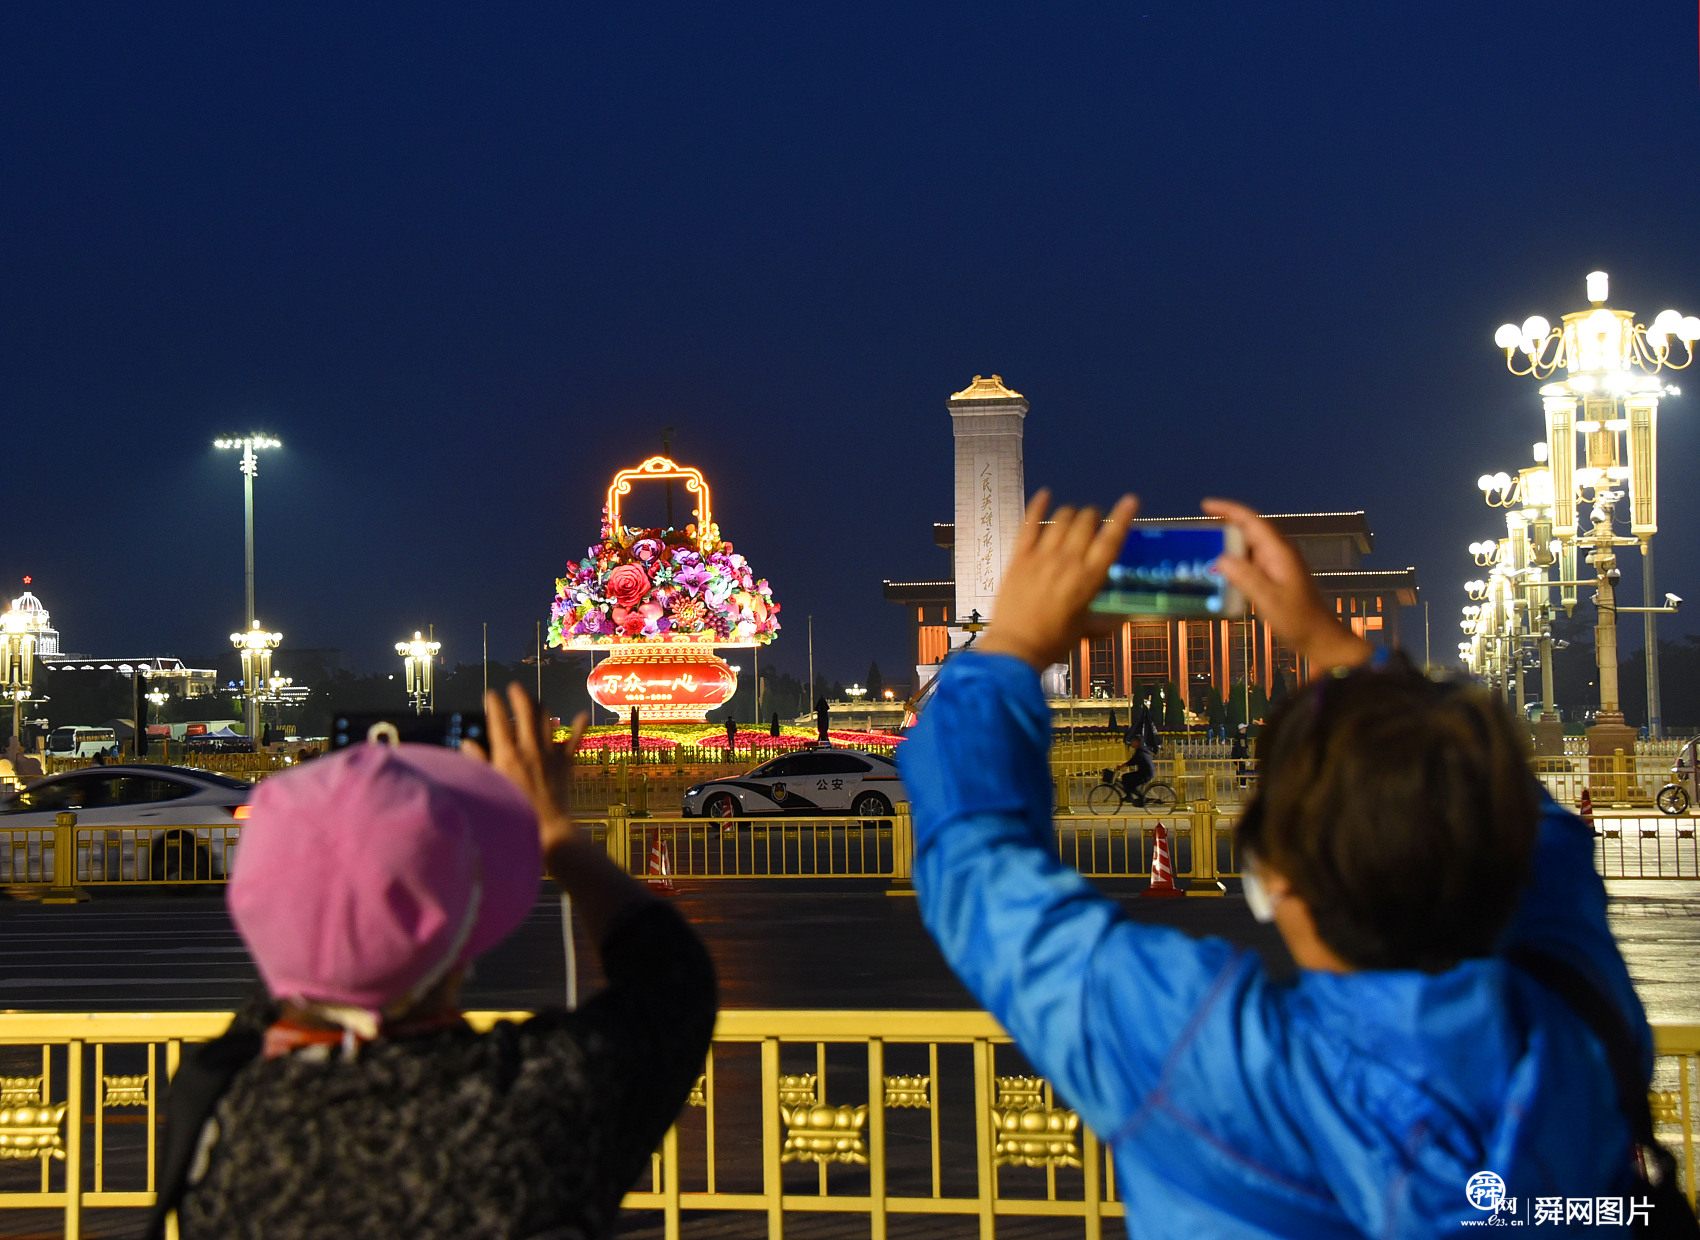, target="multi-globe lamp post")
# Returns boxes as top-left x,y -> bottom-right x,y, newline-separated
397,632 -> 441,715
0,596 -> 49,743
1491,272 -> 1695,752
231,621 -> 283,744
1465,454 -> 1566,752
